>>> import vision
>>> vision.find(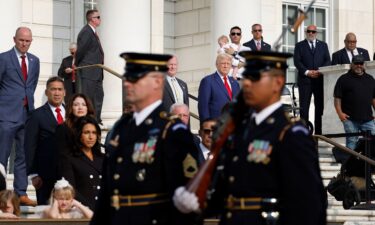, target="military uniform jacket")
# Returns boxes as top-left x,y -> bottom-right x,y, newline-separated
90,105 -> 198,225
210,106 -> 326,225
